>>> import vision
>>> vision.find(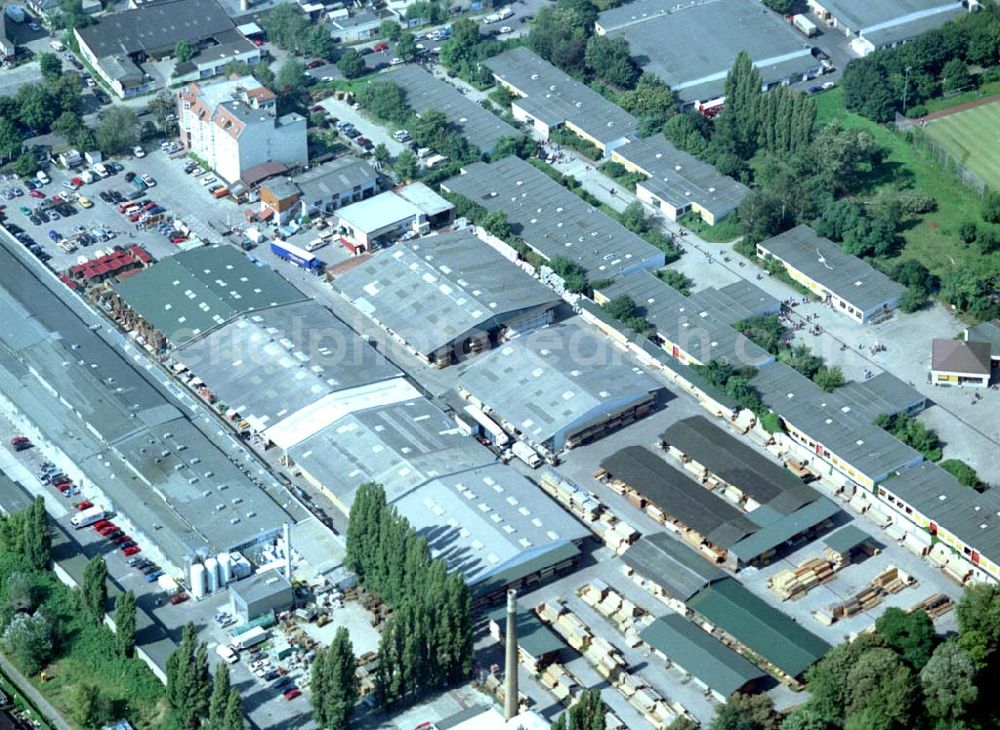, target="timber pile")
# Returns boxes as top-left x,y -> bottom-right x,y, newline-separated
815,566 -> 917,625
541,471 -> 639,554
769,557 -> 837,601
909,593 -> 953,618
539,662 -> 579,702
577,581 -> 651,644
